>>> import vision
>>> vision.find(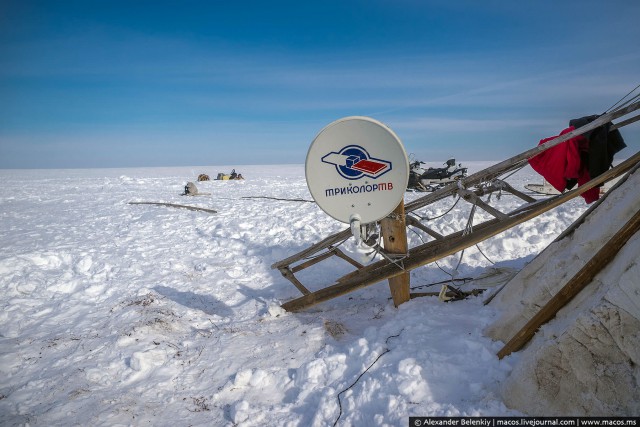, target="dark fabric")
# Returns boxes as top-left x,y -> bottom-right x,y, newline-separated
528,126 -> 599,203
184,181 -> 198,195
569,115 -> 627,179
